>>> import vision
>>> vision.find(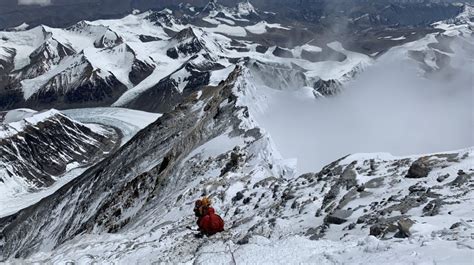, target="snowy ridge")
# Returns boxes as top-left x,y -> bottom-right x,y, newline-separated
0,47 -> 15,63
382,16 -> 474,74
1,3 -> 439,109
0,109 -> 61,138
236,1 -> 258,17
62,107 -> 162,145
199,0 -> 258,21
